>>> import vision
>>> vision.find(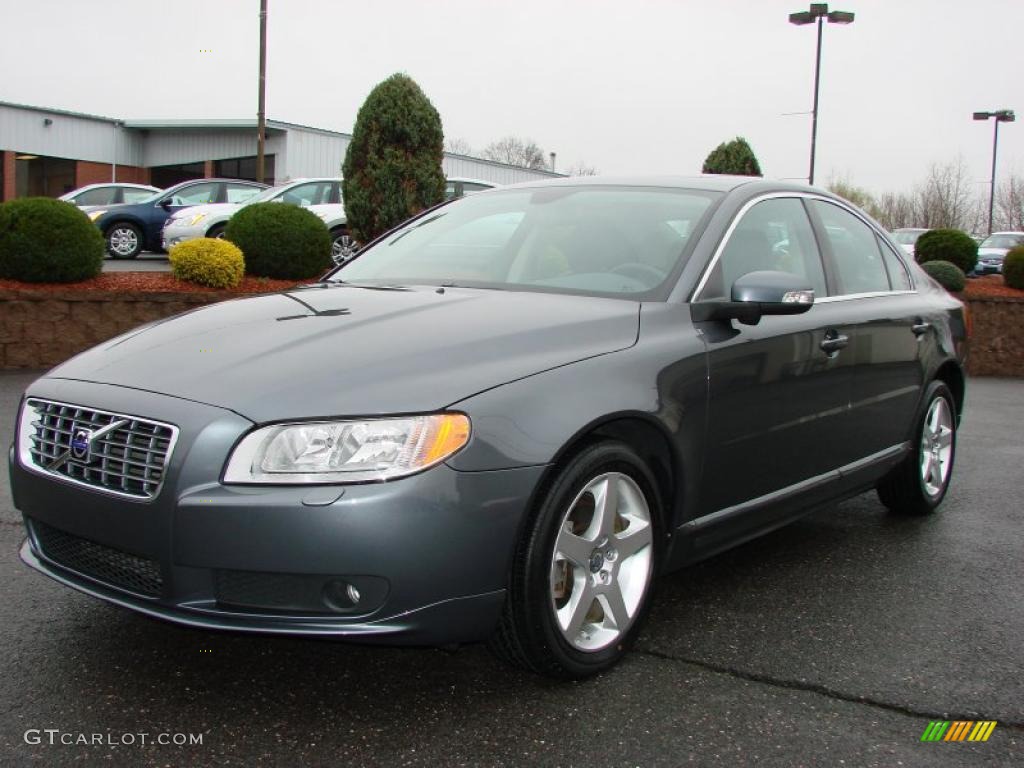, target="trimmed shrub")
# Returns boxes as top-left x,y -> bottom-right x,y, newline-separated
225,202 -> 331,279
1004,245 -> 1024,290
0,197 -> 104,282
169,238 -> 245,288
342,73 -> 446,244
914,228 -> 978,273
702,137 -> 762,176
920,260 -> 965,292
